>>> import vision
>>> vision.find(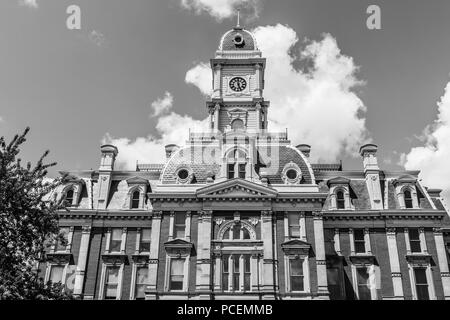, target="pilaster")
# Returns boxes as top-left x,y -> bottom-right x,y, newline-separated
386,228 -> 404,299
313,211 -> 329,298
73,225 -> 91,297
